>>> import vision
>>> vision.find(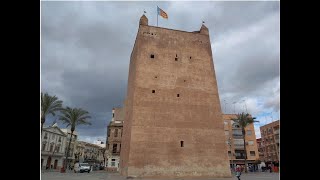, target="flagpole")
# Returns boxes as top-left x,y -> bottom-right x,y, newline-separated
157,6 -> 158,26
